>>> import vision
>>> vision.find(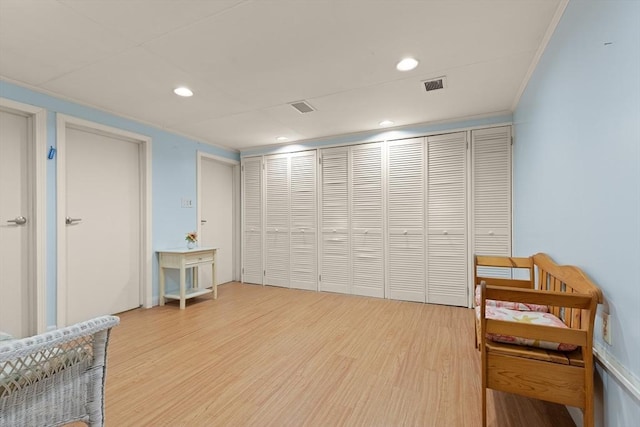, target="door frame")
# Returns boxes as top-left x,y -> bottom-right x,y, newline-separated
196,151 -> 240,281
0,98 -> 47,333
56,114 -> 152,327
